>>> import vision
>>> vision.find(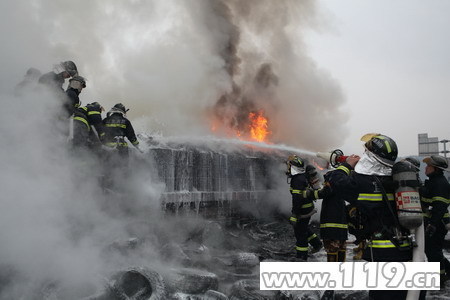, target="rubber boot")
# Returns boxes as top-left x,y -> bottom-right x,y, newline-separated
338,250 -> 346,262
296,250 -> 308,262
327,252 -> 338,262
309,235 -> 323,254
